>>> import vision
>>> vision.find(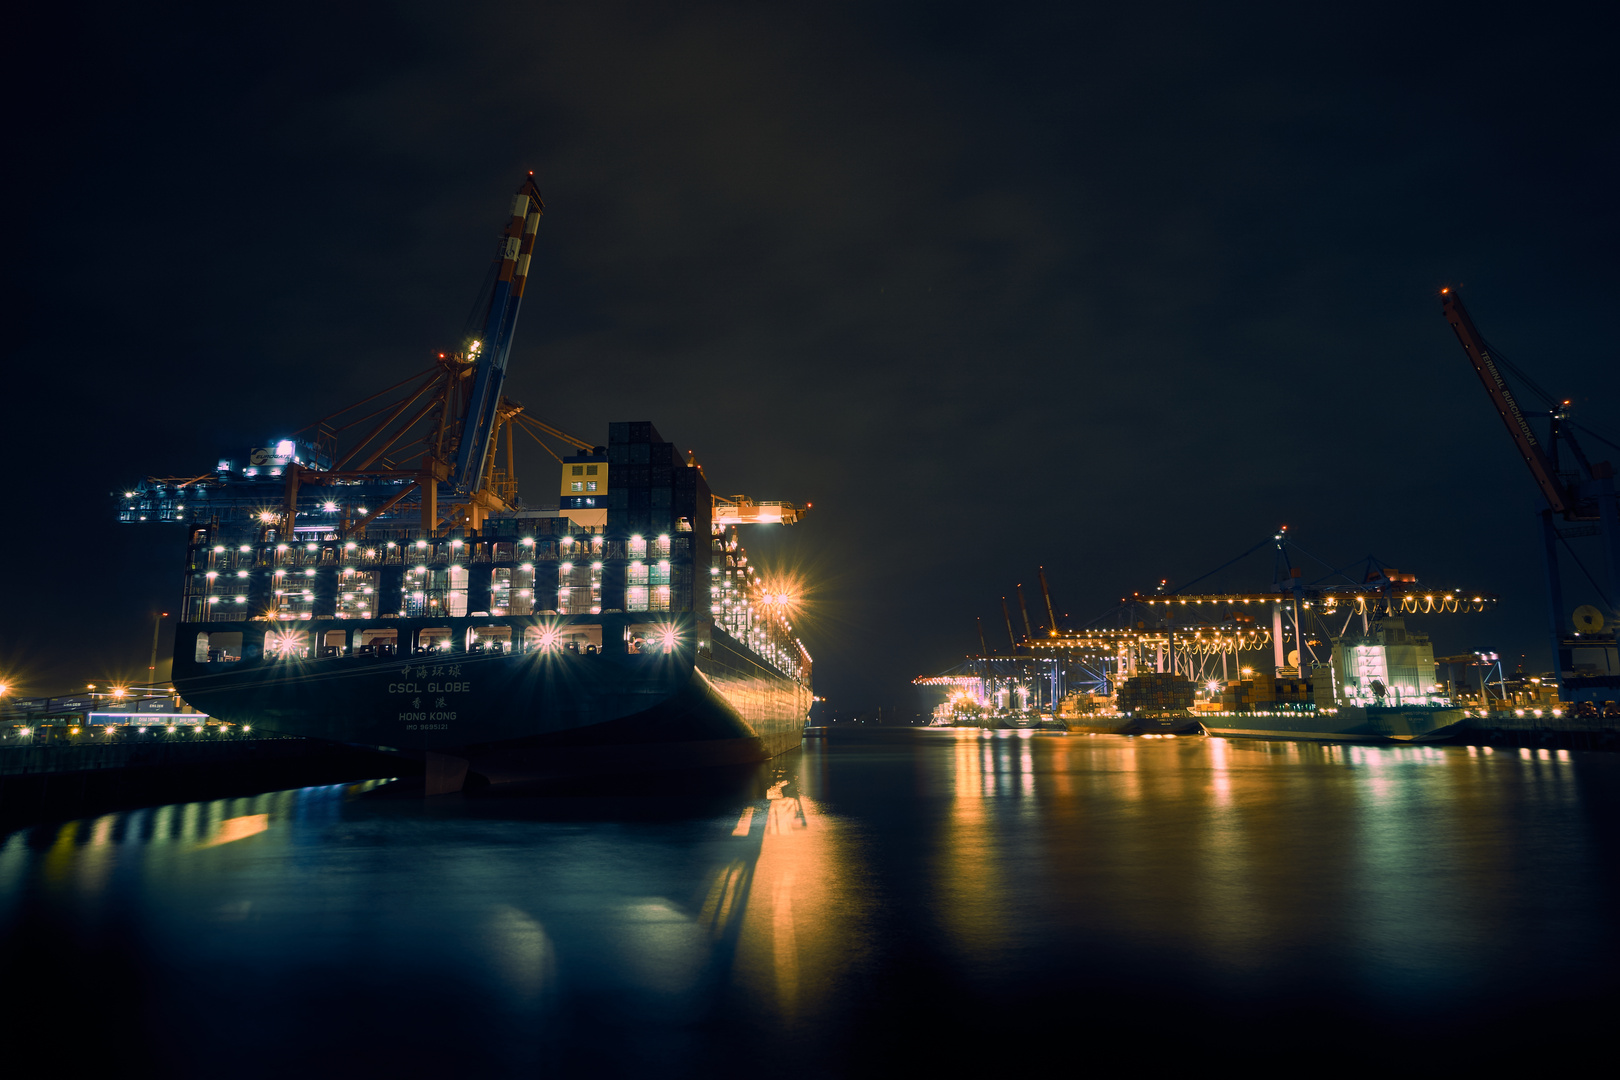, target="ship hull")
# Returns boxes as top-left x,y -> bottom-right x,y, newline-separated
1066,714 -> 1204,736
1200,705 -> 1467,743
171,616 -> 809,782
